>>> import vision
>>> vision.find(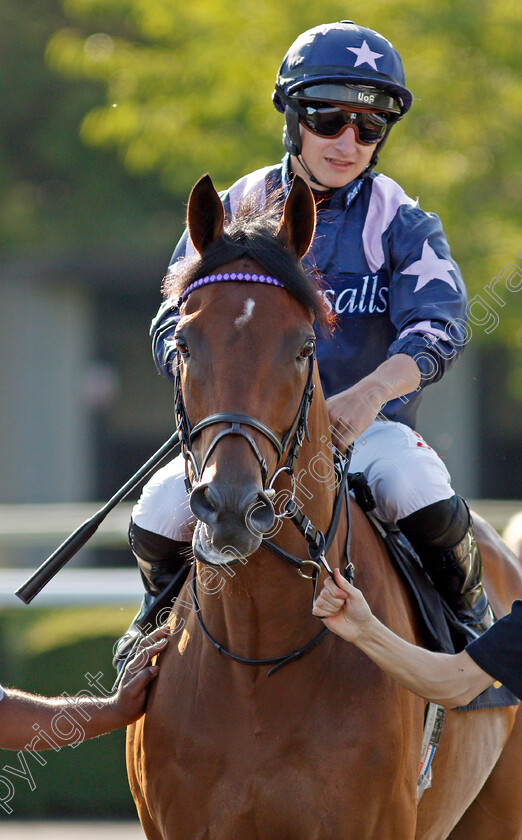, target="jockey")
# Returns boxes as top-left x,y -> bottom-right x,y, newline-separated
115,21 -> 492,666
